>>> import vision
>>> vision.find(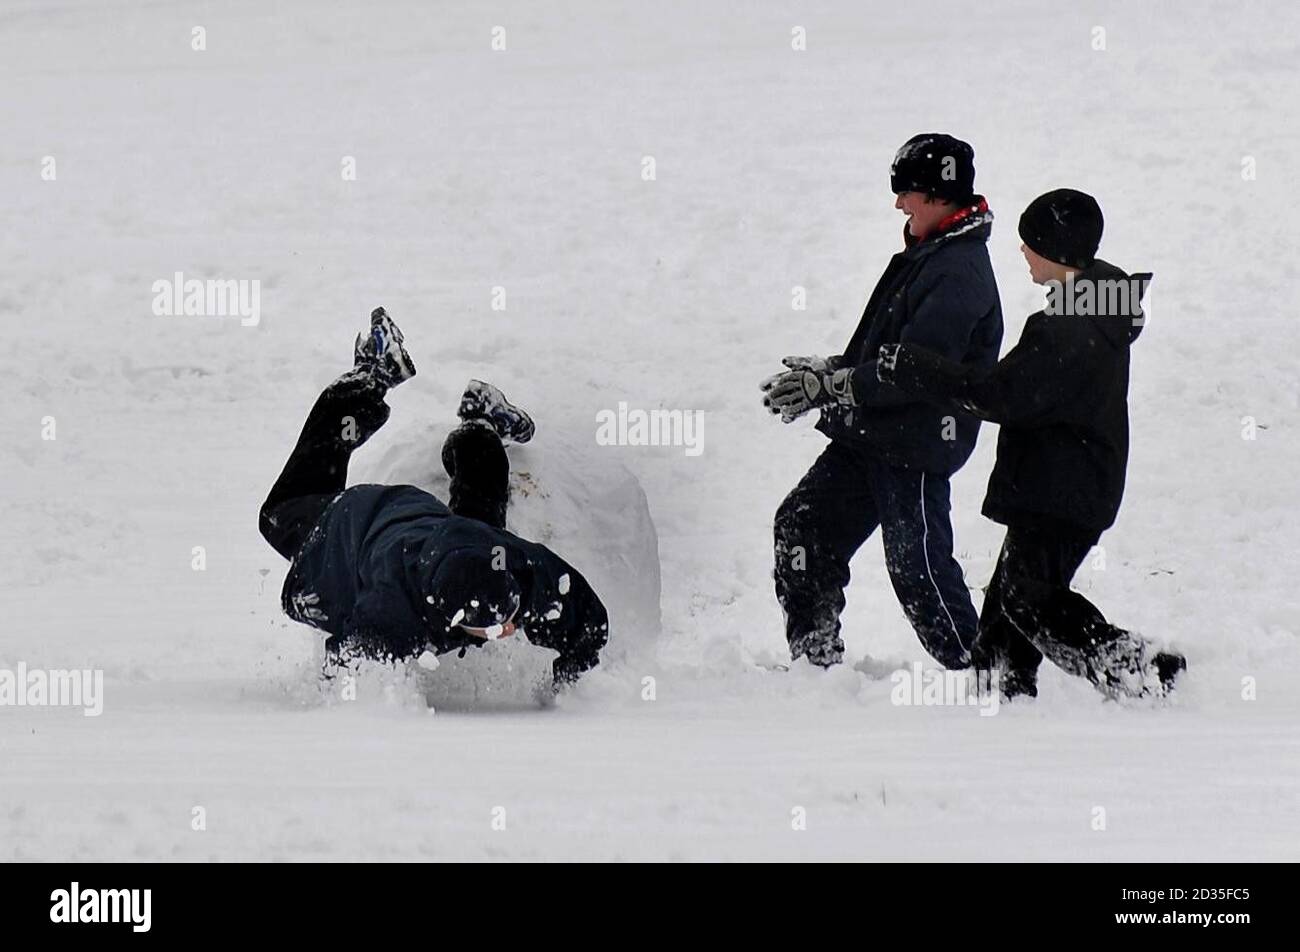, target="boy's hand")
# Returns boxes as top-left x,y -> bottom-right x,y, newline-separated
779,354 -> 831,373
876,343 -> 901,382
761,367 -> 856,422
459,620 -> 518,640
